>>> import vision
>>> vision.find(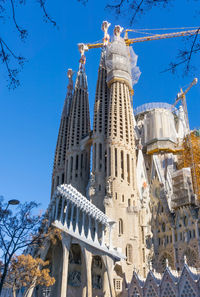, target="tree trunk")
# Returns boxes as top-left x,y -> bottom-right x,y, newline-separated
12,284 -> 16,297
0,263 -> 9,295
23,281 -> 36,297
